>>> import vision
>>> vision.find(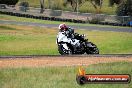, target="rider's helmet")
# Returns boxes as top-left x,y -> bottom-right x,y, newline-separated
58,23 -> 68,32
